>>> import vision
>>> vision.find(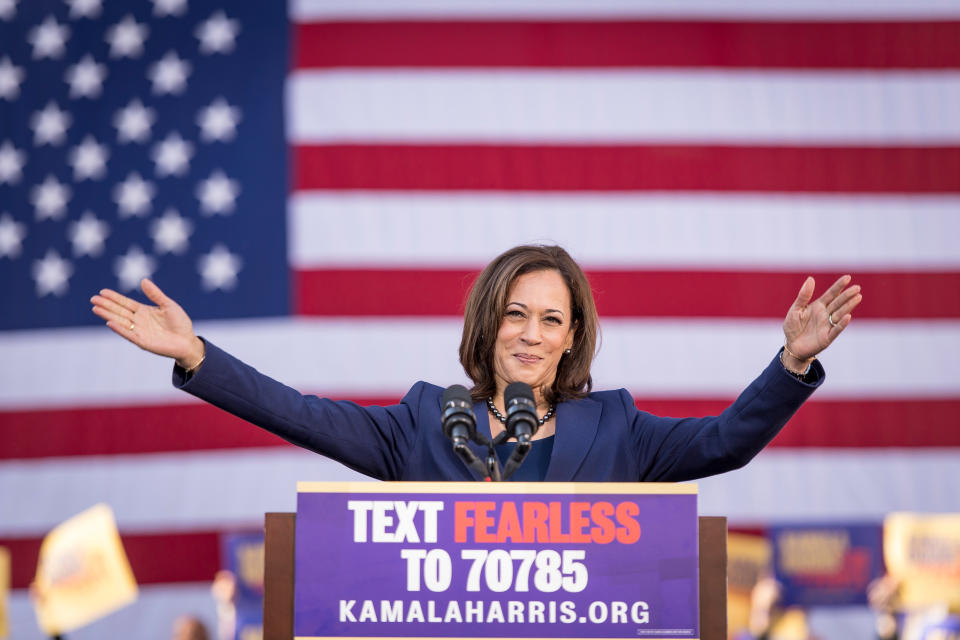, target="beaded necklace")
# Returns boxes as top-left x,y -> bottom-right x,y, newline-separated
486,397 -> 556,427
